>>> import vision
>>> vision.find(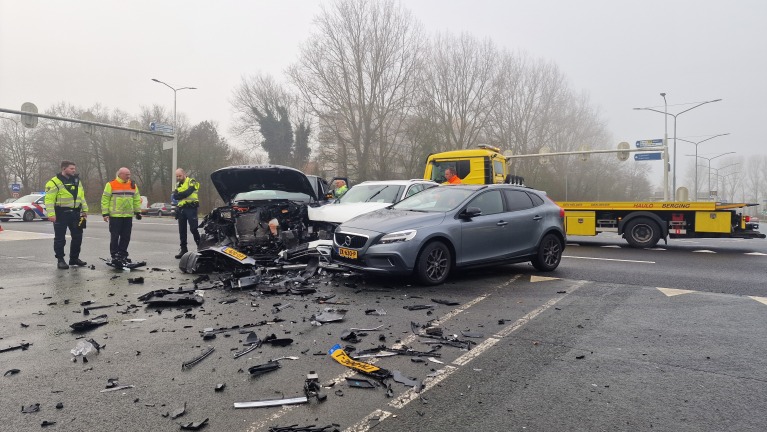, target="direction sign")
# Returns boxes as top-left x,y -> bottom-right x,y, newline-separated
634,152 -> 662,161
149,122 -> 174,134
11,183 -> 21,192
635,139 -> 664,148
